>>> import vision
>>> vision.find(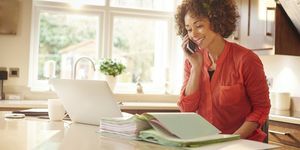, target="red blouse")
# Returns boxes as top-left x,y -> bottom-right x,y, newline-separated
178,40 -> 271,142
